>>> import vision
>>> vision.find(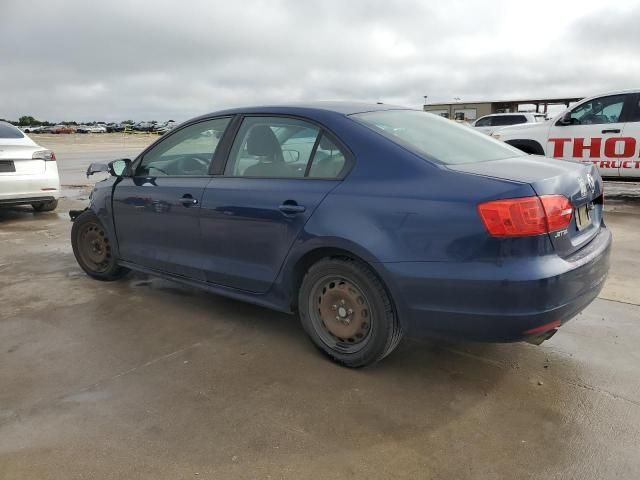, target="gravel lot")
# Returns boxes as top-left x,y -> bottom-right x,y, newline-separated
1,135 -> 639,479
